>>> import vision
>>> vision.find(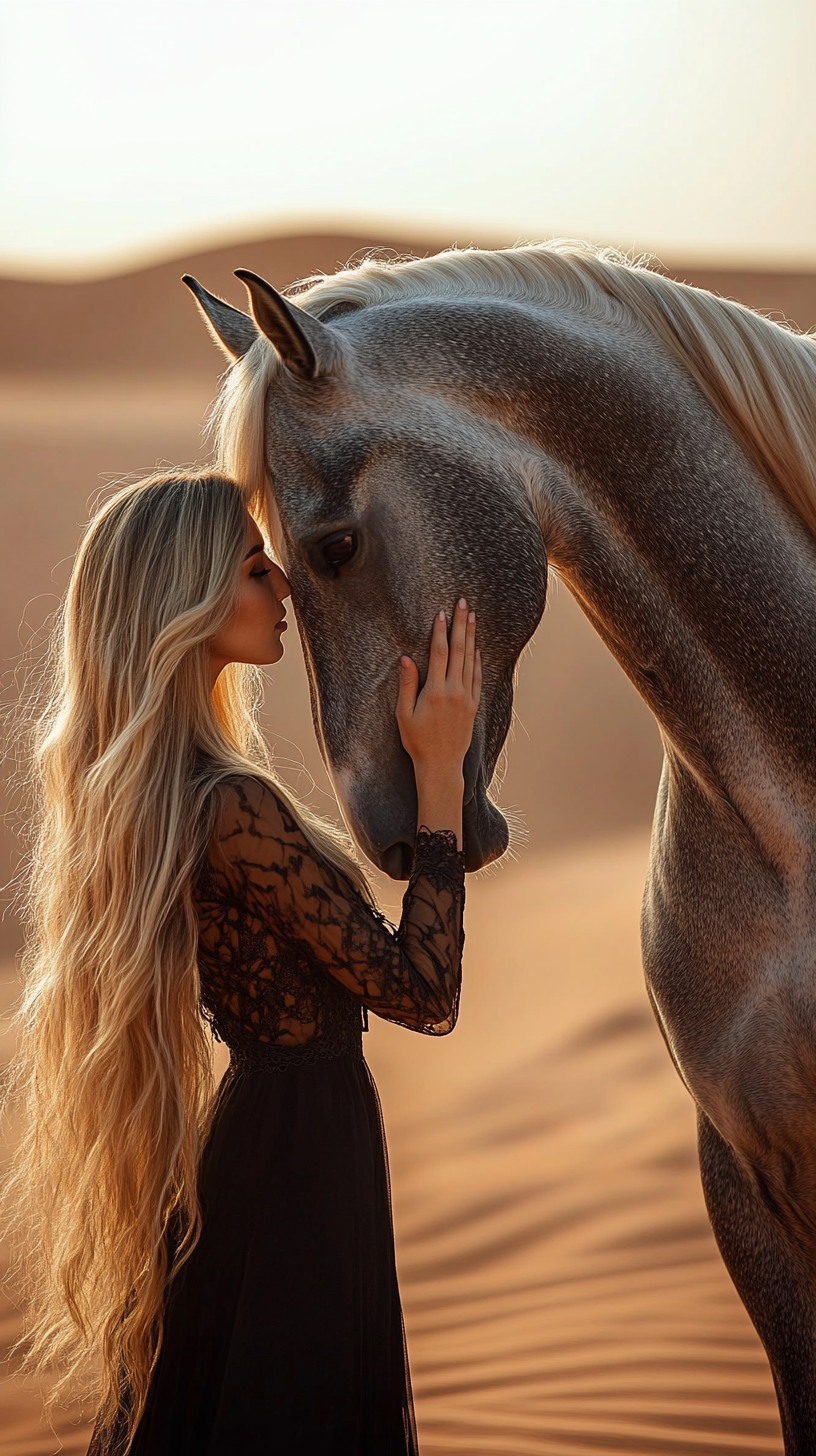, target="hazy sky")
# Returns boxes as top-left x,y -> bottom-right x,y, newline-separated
1,0 -> 814,276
